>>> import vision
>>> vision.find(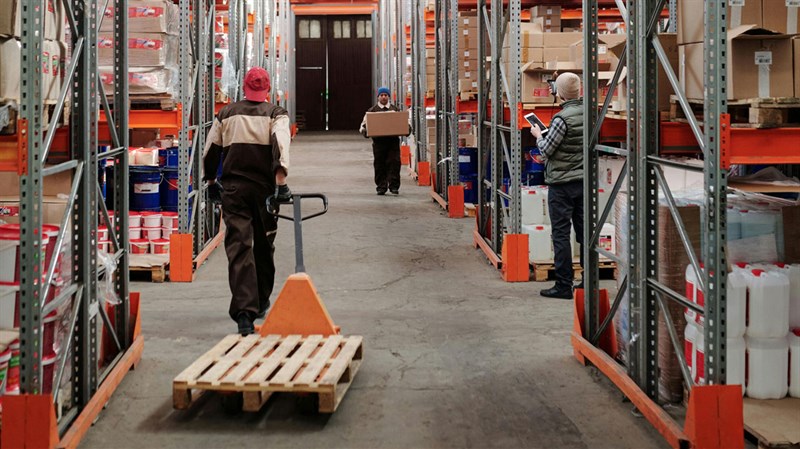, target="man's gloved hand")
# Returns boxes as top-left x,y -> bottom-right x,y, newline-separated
273,184 -> 292,203
360,129 -> 369,139
208,180 -> 223,203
